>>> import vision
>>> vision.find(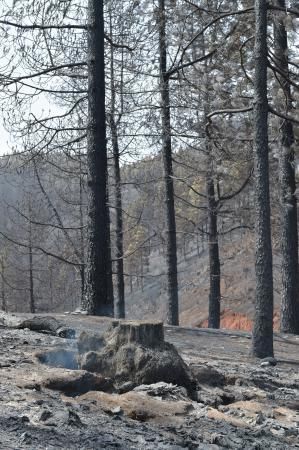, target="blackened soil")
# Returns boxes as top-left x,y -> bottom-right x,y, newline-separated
0,314 -> 298,449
